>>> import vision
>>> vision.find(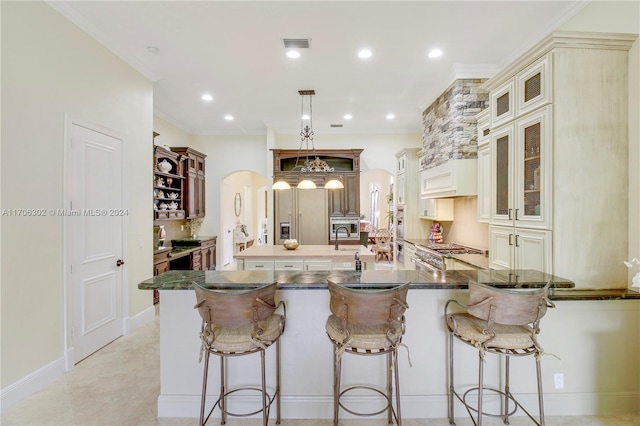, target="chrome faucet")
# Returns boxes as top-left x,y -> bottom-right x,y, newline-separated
334,226 -> 351,250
